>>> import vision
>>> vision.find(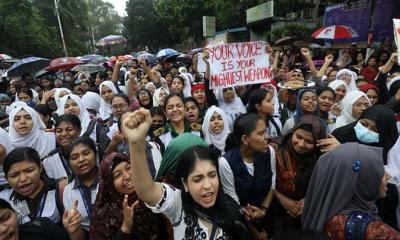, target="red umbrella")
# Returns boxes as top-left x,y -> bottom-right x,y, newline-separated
312,25 -> 359,39
46,57 -> 84,71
